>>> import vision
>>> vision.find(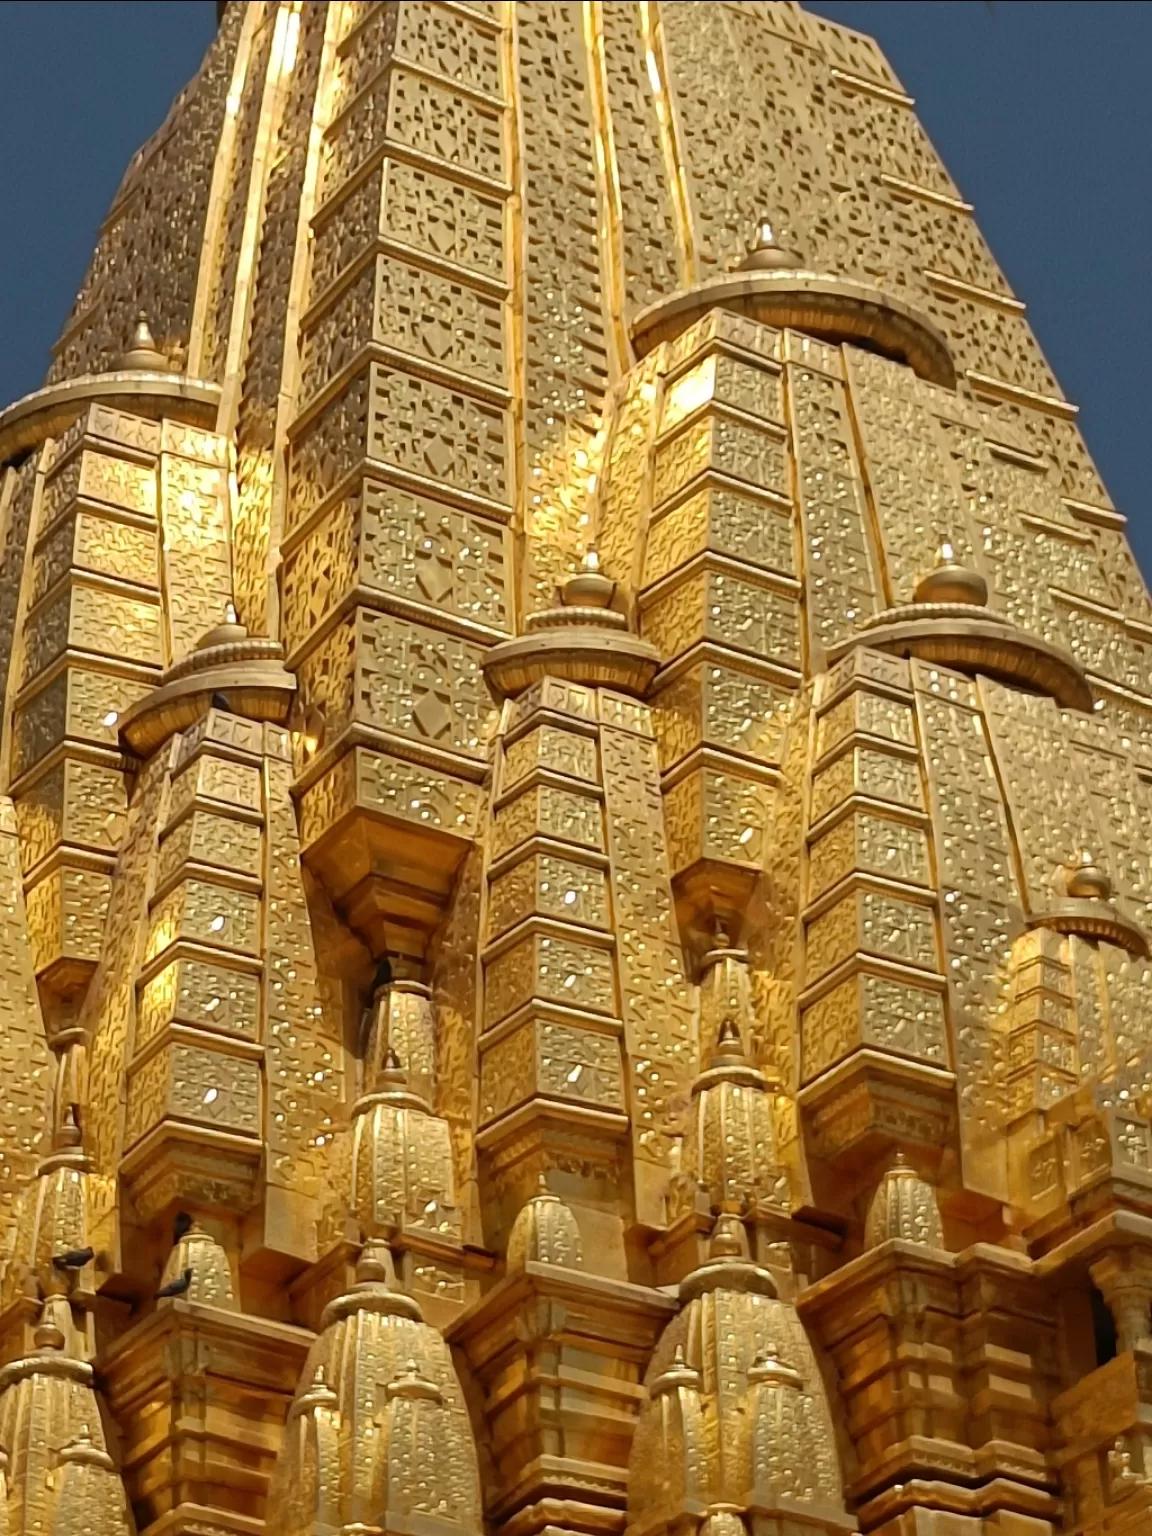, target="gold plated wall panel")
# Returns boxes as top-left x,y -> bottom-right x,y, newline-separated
48,5 -> 245,381
10,6 -> 1152,1534
787,348 -> 881,665
513,2 -> 614,615
293,608 -> 496,761
0,800 -> 50,1246
913,660 -> 1022,1196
